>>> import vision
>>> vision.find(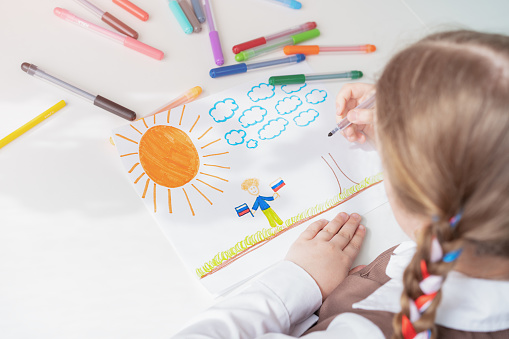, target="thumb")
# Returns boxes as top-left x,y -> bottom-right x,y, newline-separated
347,108 -> 374,124
348,265 -> 366,276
